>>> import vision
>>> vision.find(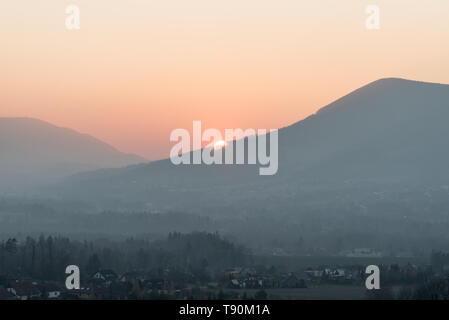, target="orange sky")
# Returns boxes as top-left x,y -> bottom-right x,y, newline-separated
2,0 -> 449,160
